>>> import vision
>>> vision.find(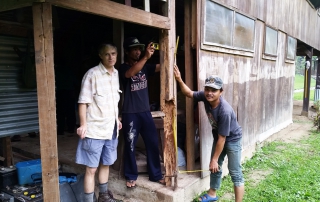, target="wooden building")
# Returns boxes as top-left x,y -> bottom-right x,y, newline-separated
0,0 -> 319,201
